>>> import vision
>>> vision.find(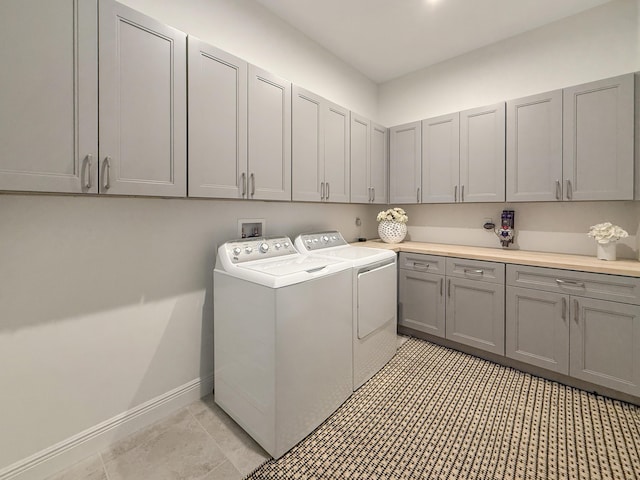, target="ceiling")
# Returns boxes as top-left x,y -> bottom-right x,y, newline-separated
254,0 -> 614,83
